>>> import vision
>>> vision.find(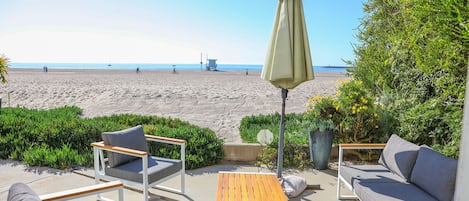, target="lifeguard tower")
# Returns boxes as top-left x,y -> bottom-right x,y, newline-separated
206,59 -> 217,71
